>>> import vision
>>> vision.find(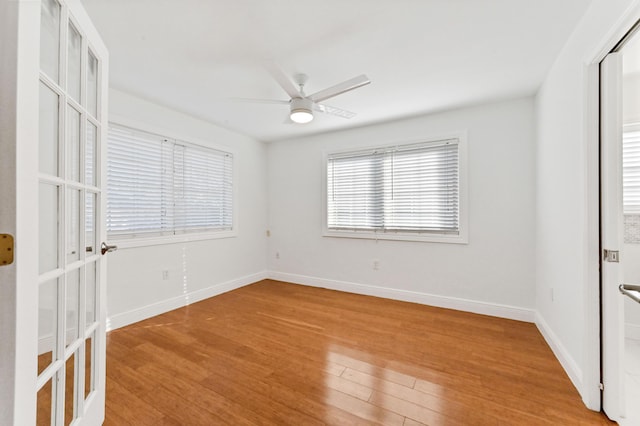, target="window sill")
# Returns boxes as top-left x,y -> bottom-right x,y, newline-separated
323,229 -> 468,244
107,230 -> 237,250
